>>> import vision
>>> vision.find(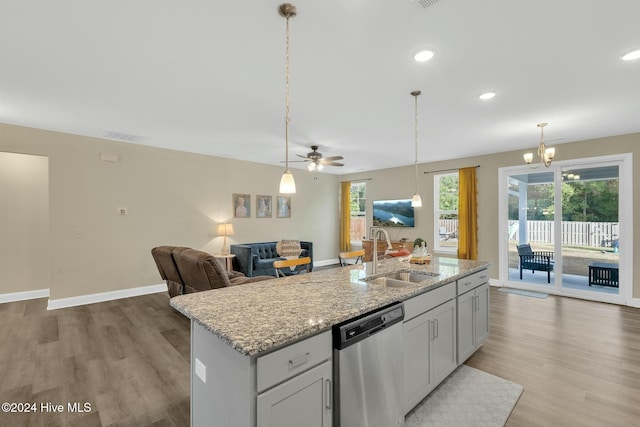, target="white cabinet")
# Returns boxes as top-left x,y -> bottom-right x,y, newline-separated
404,283 -> 457,414
457,273 -> 490,364
257,361 -> 332,427
191,323 -> 331,427
257,331 -> 332,427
